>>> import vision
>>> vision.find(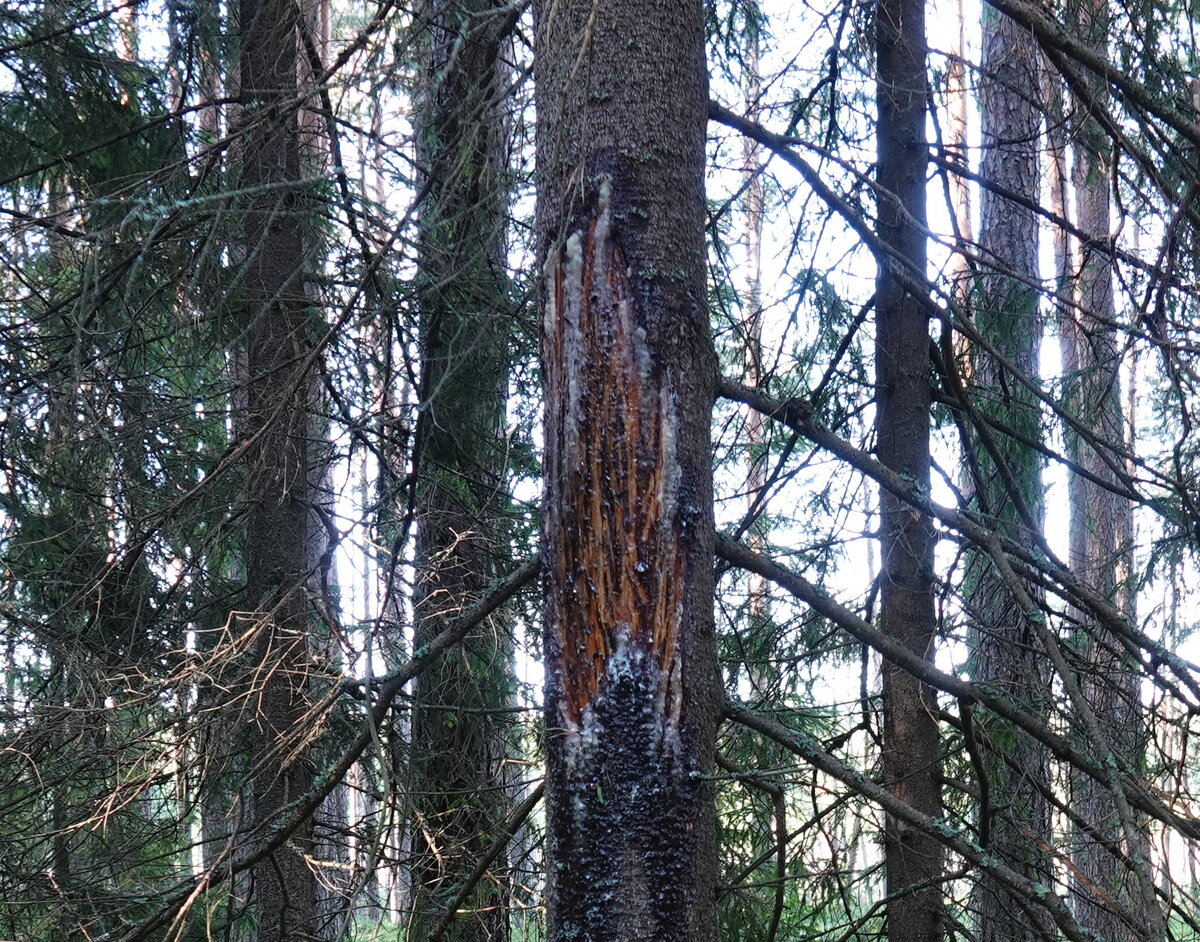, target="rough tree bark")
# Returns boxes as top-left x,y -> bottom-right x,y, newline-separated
239,0 -> 319,937
408,1 -> 515,940
1062,0 -> 1154,936
534,0 -> 720,938
875,0 -> 943,937
969,8 -> 1054,939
